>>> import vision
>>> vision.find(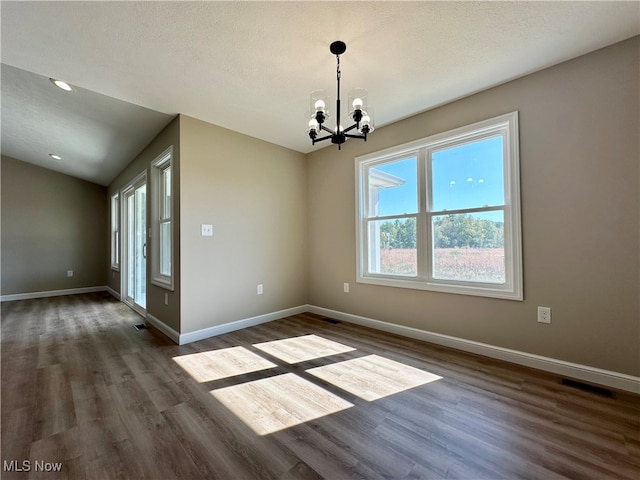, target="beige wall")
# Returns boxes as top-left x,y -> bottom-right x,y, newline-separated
1,155 -> 107,295
107,116 -> 181,332
307,37 -> 639,376
179,115 -> 308,333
